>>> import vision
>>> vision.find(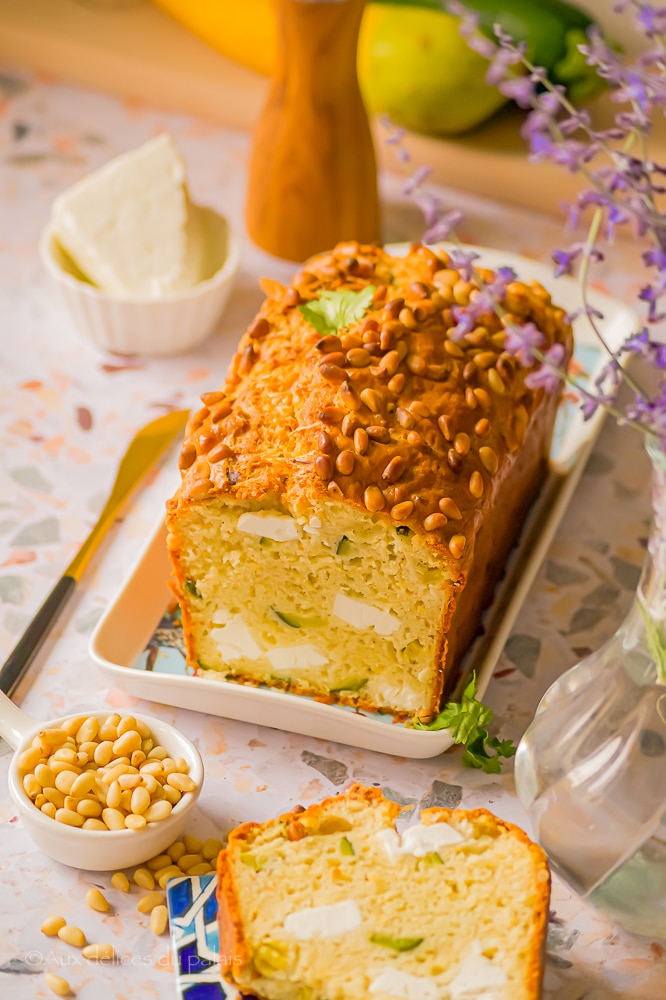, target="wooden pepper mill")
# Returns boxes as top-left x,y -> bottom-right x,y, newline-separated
245,0 -> 380,262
